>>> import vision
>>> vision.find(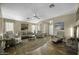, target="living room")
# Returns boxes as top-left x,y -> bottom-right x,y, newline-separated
0,3 -> 79,55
